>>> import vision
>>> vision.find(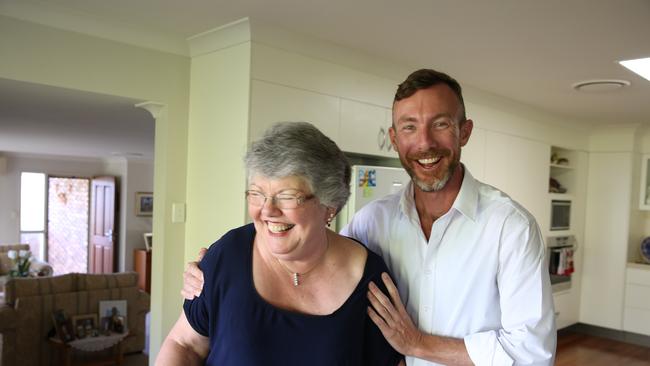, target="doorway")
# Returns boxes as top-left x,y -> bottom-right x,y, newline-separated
47,177 -> 90,275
